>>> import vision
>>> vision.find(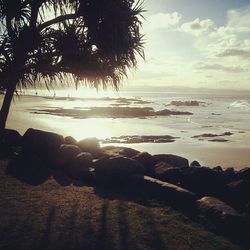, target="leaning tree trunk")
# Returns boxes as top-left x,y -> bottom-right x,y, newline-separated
0,81 -> 17,131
